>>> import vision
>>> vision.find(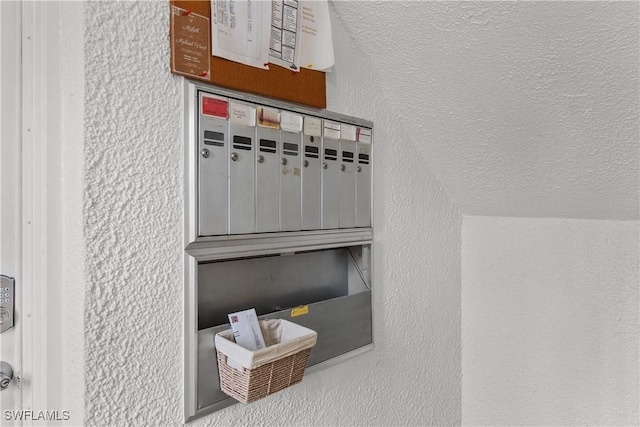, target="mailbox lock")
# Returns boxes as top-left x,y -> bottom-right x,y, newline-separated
231,152 -> 239,162
303,160 -> 309,167
322,162 -> 328,170
340,164 -> 346,172
282,158 -> 288,166
356,166 -> 362,173
310,136 -> 314,142
257,155 -> 265,164
201,148 -> 210,159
